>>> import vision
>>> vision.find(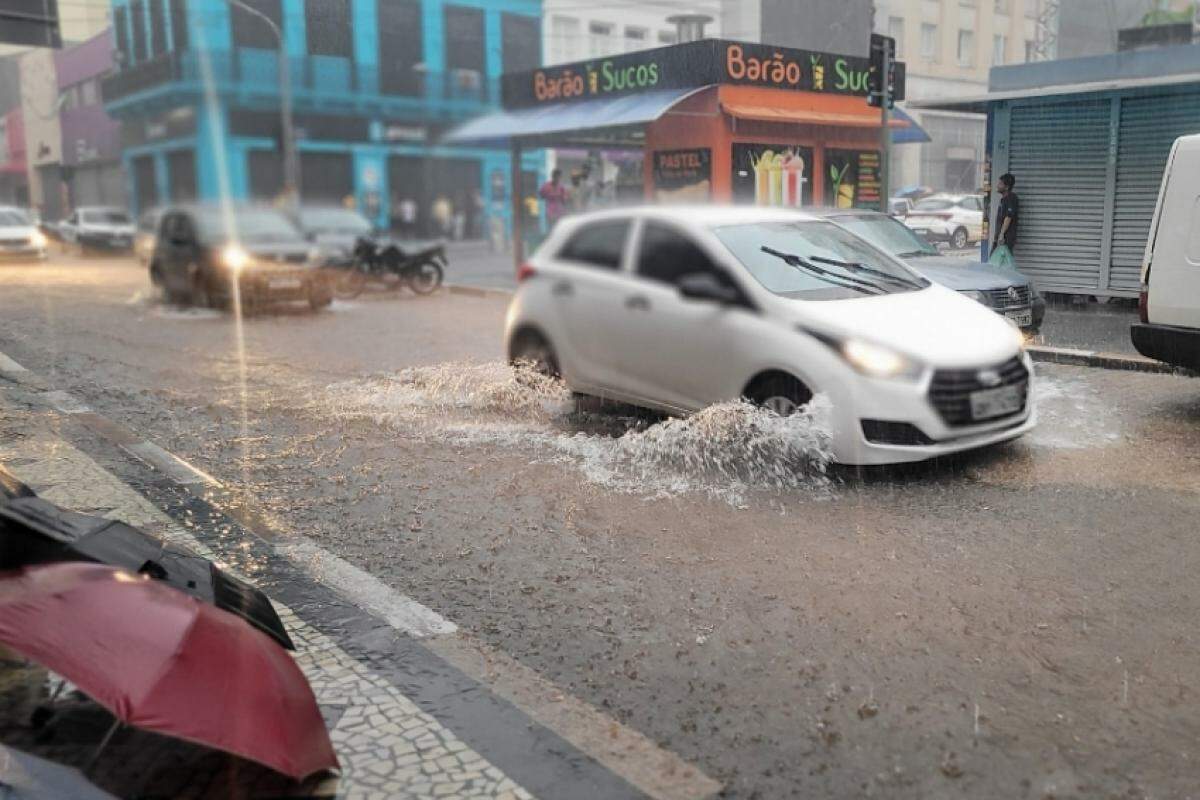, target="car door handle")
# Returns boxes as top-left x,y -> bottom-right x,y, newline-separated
552,280 -> 573,297
625,295 -> 650,311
